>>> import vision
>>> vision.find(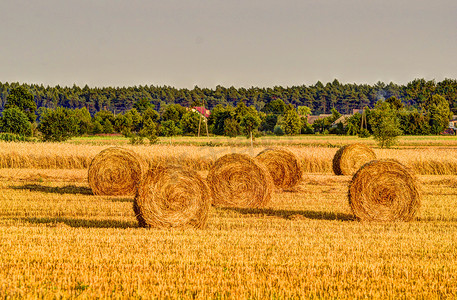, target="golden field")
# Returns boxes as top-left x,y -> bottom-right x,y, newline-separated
1,136 -> 457,298
1,136 -> 456,175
